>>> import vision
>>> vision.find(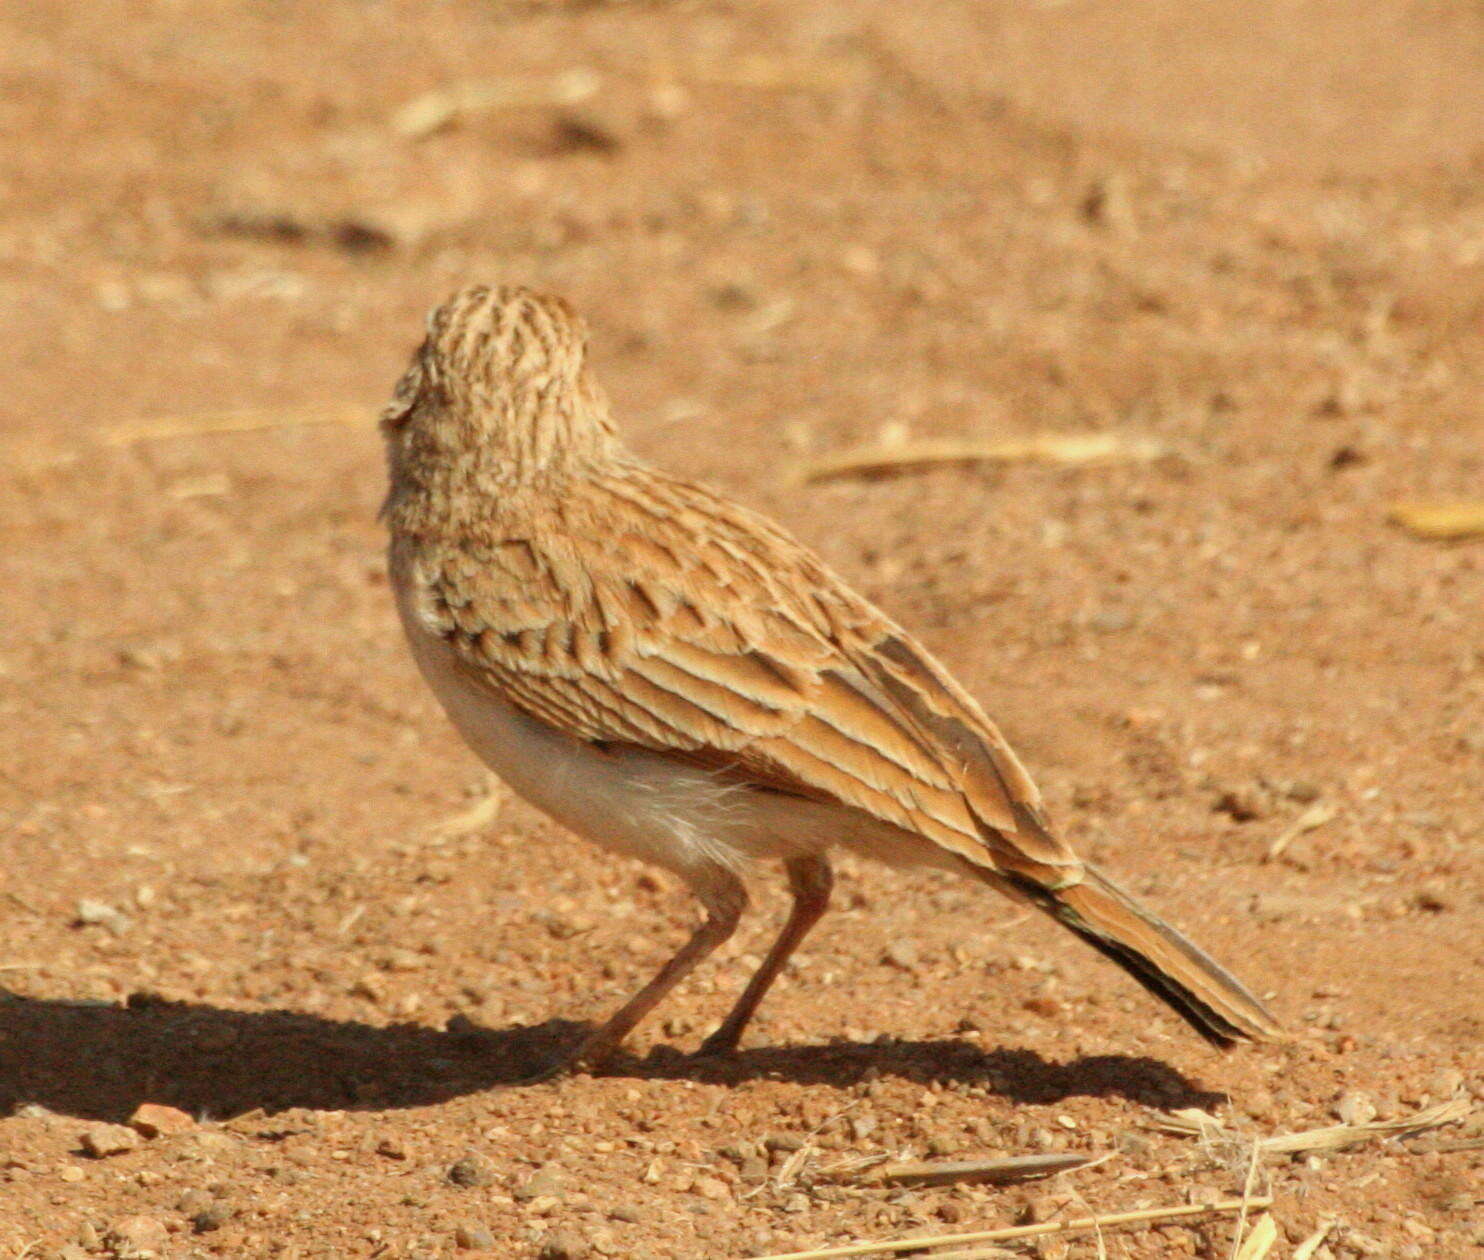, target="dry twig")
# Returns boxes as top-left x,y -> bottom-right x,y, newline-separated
796,432 -> 1166,483
750,1197 -> 1273,1260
